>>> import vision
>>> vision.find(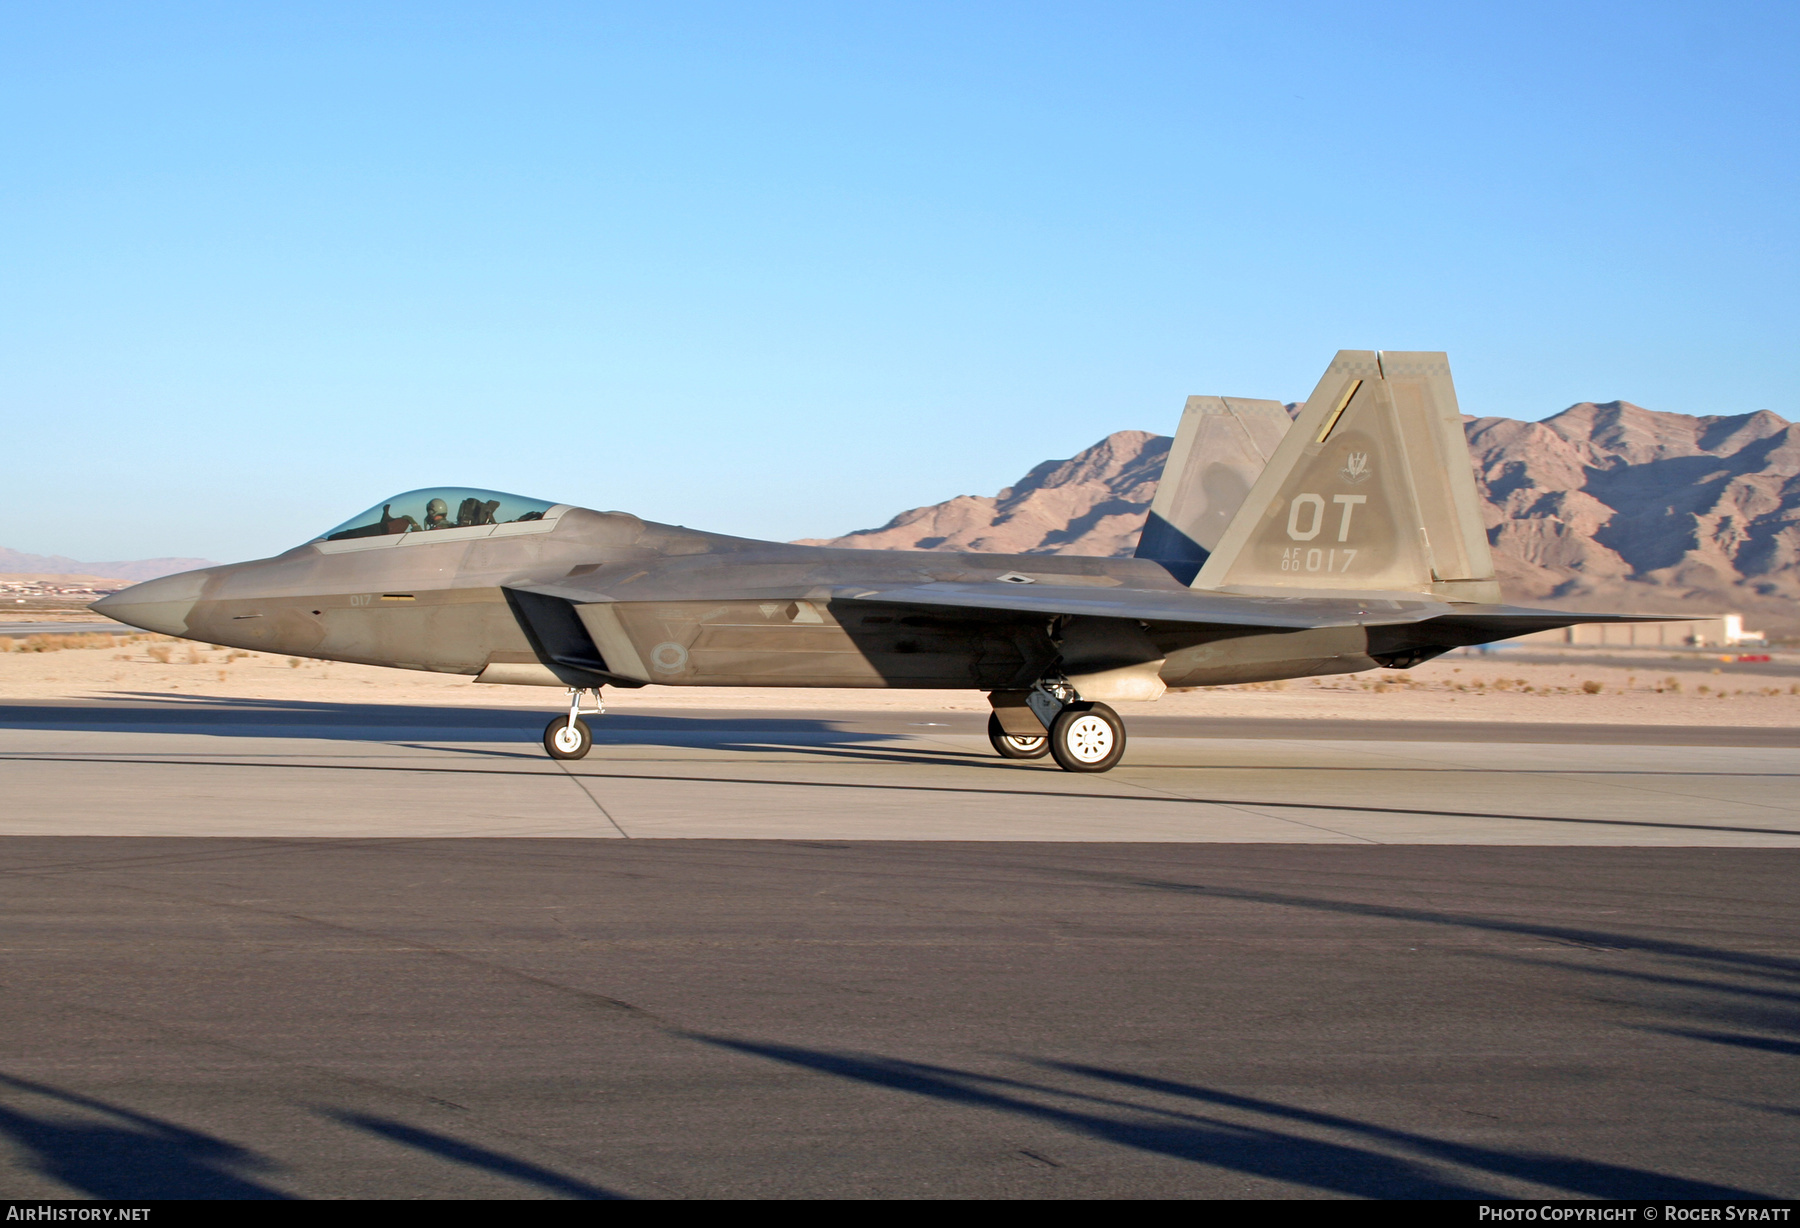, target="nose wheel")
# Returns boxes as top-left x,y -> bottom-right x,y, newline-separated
544,716 -> 592,759
543,687 -> 603,760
